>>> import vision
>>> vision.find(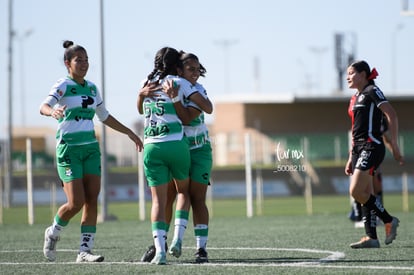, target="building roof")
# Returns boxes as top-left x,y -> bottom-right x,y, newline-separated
213,92 -> 414,104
